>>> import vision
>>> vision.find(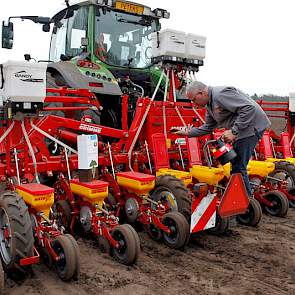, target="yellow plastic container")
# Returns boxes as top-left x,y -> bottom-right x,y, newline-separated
16,184 -> 54,217
247,160 -> 275,177
116,171 -> 155,195
285,157 -> 295,165
156,168 -> 192,187
222,163 -> 231,178
190,165 -> 225,186
70,179 -> 109,206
